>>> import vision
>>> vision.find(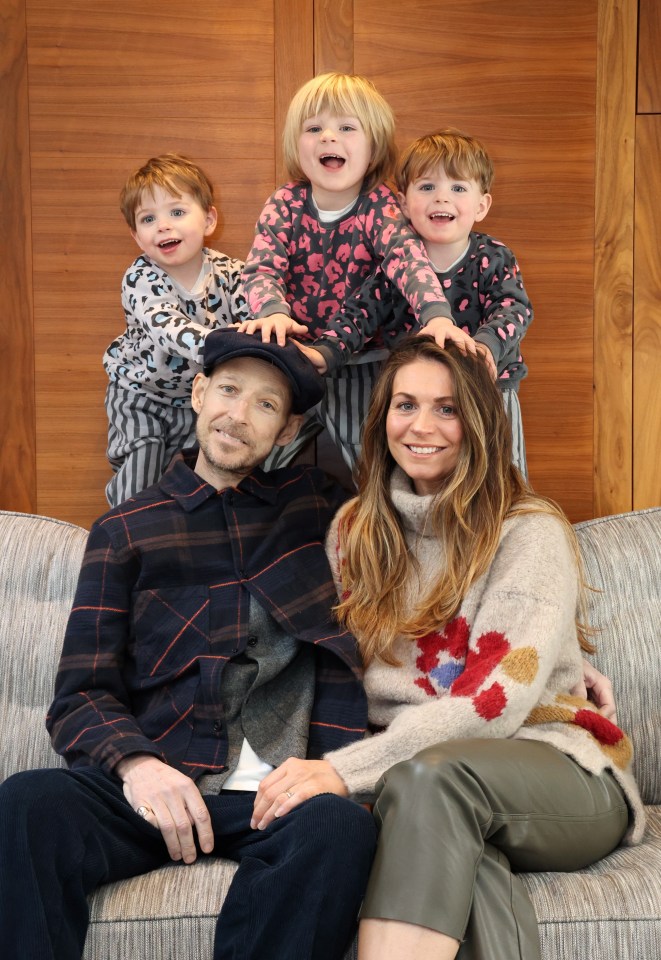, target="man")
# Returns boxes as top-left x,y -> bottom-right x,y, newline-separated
0,330 -> 376,960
